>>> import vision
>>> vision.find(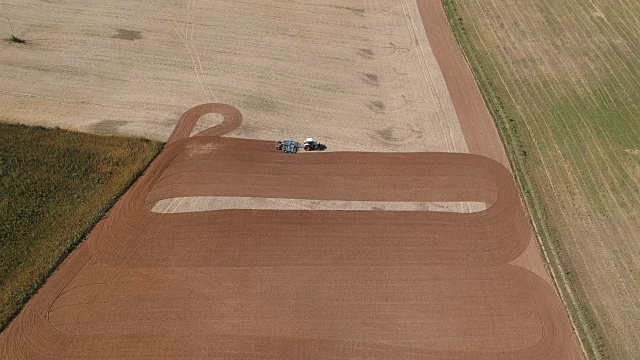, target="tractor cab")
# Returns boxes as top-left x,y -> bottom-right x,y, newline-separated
302,138 -> 326,151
